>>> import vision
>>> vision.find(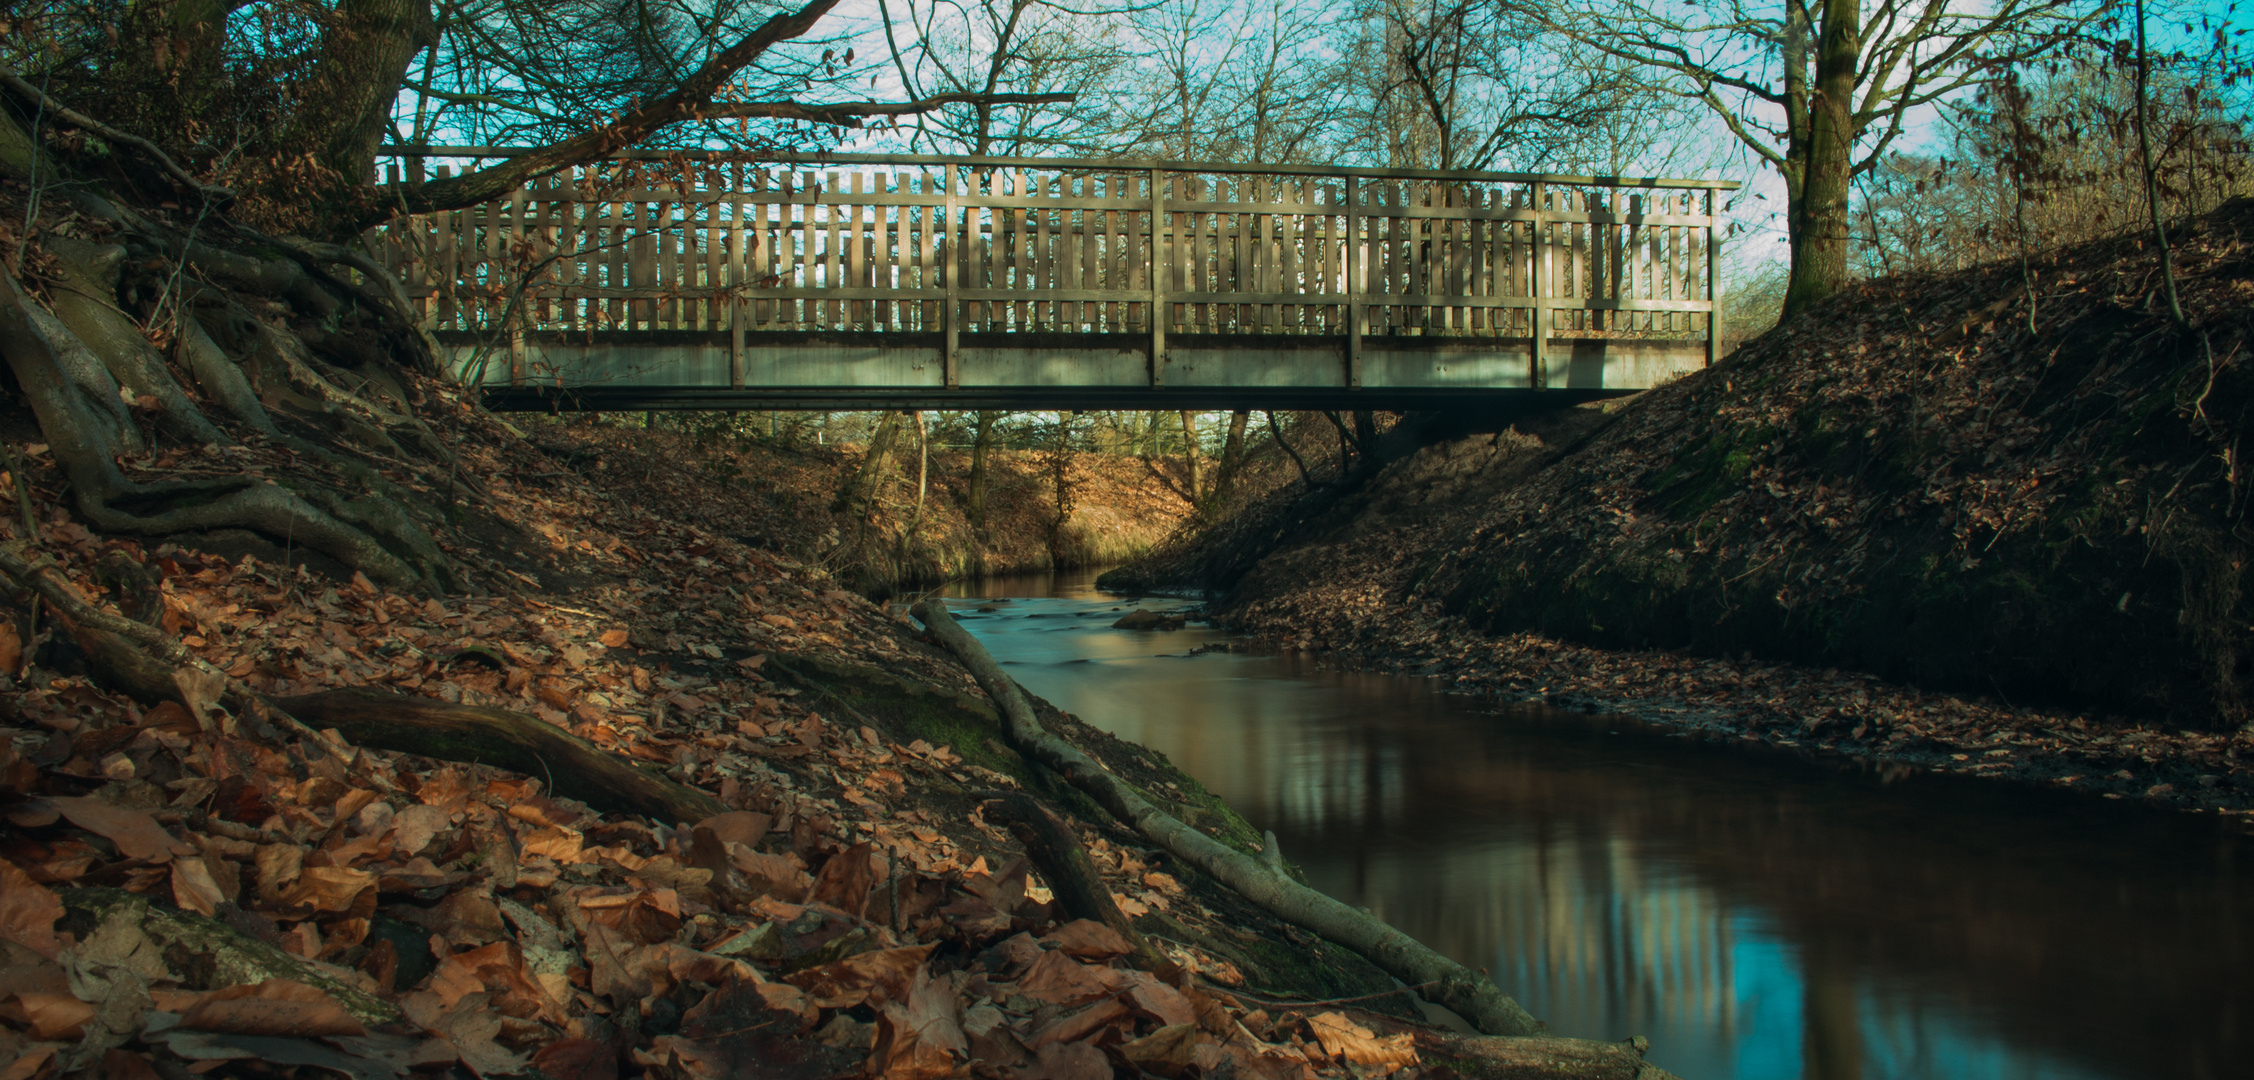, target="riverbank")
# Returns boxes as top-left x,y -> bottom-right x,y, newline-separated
519,418 -> 1195,595
1105,199 -> 2254,816
0,382 -> 1672,1078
